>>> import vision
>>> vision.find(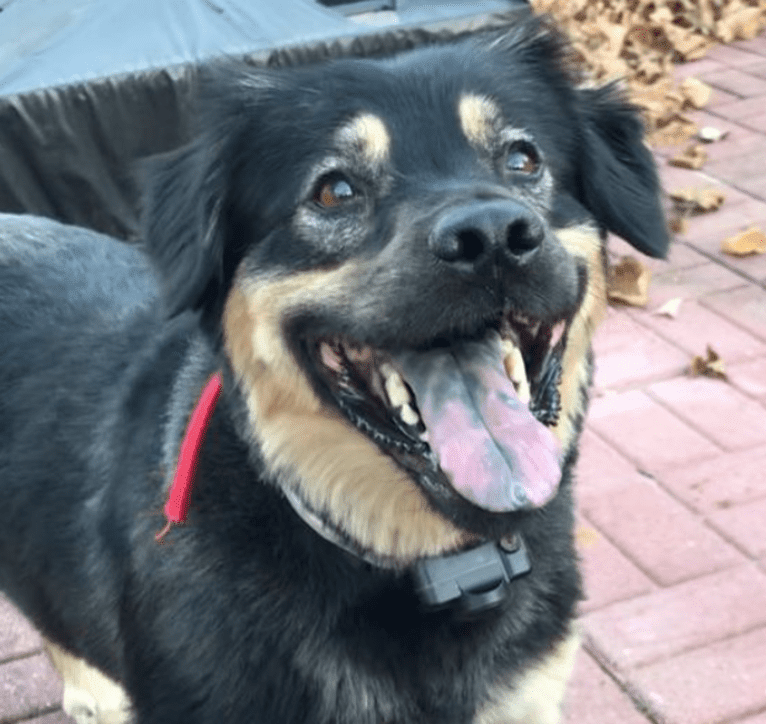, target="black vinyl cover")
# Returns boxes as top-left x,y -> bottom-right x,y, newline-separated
0,0 -> 528,239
